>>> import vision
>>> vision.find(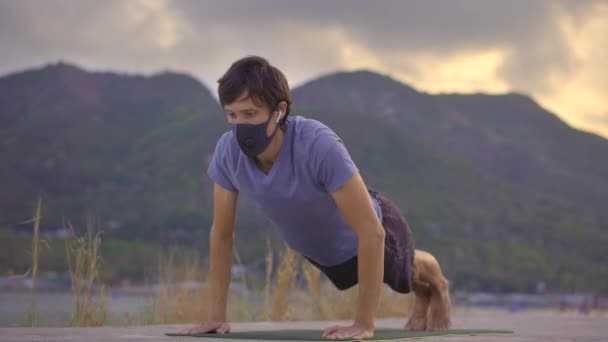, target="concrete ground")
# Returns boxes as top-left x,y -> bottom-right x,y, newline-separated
1,309 -> 606,342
